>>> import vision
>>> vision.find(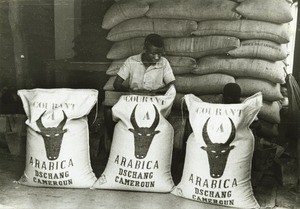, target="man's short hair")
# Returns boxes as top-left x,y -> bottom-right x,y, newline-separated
223,83 -> 241,104
144,34 -> 164,49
